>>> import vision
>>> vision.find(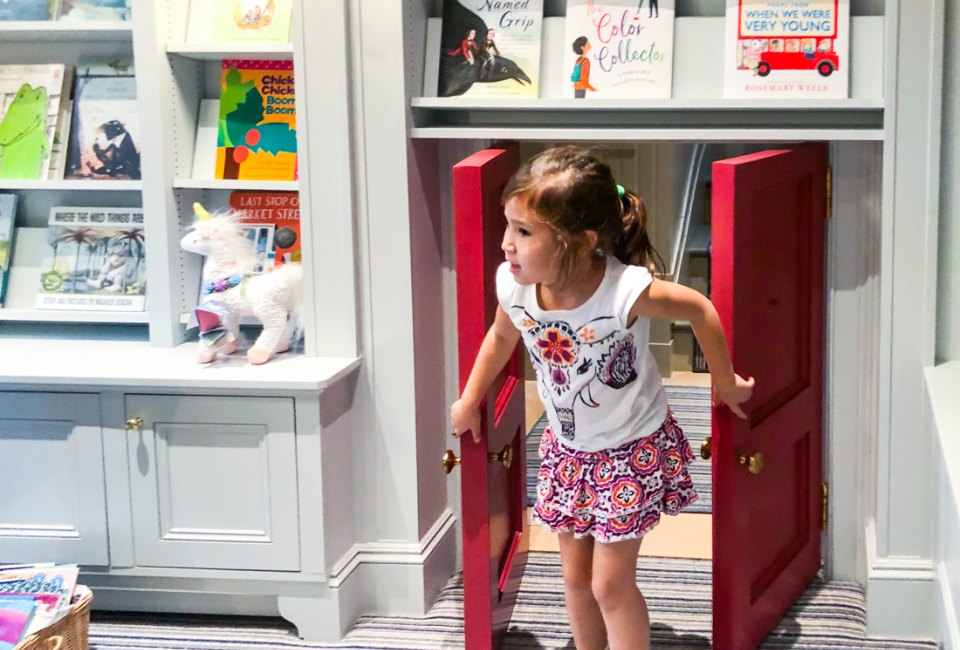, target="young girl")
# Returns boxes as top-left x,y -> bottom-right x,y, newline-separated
450,146 -> 754,650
